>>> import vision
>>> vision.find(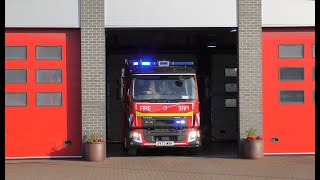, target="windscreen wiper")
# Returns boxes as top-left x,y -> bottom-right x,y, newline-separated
149,99 -> 170,103
168,99 -> 192,102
